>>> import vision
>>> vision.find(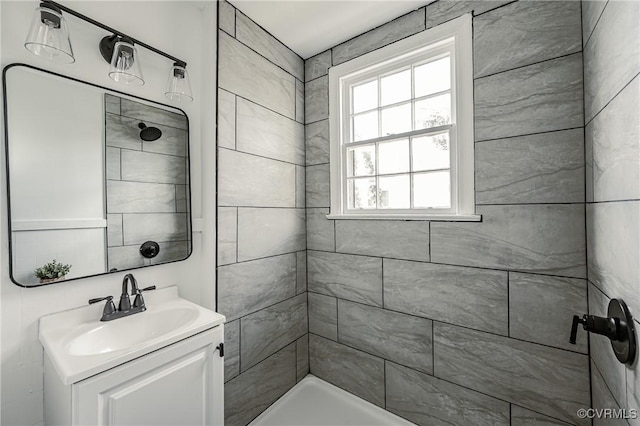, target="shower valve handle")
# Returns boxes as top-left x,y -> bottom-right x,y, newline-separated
570,314 -> 621,344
